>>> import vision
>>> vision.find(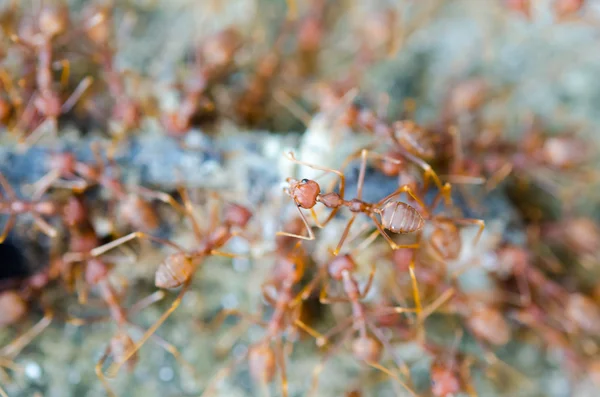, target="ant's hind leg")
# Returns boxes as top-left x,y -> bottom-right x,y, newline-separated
105,279 -> 192,378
